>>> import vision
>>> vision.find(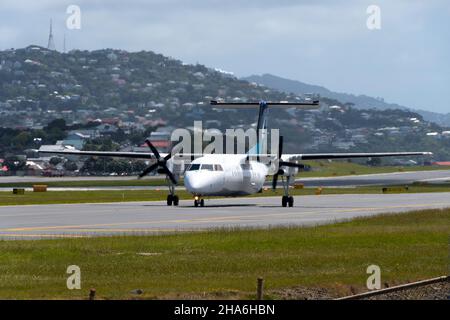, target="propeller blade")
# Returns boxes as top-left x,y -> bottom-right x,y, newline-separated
272,174 -> 278,190
145,139 -> 161,160
138,163 -> 159,179
163,152 -> 172,161
278,135 -> 283,159
162,166 -> 177,185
